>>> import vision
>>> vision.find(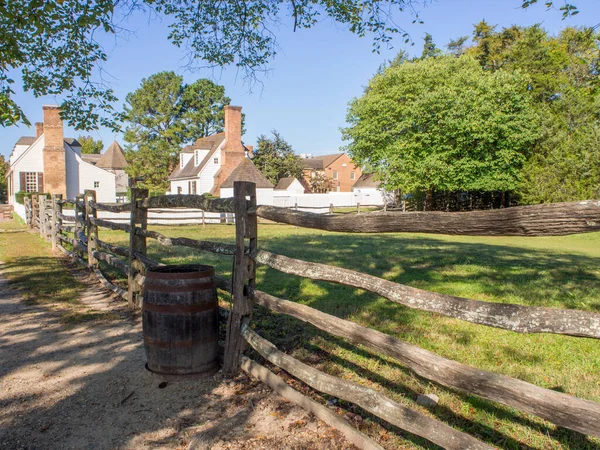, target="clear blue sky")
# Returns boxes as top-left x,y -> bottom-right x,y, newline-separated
2,0 -> 599,160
